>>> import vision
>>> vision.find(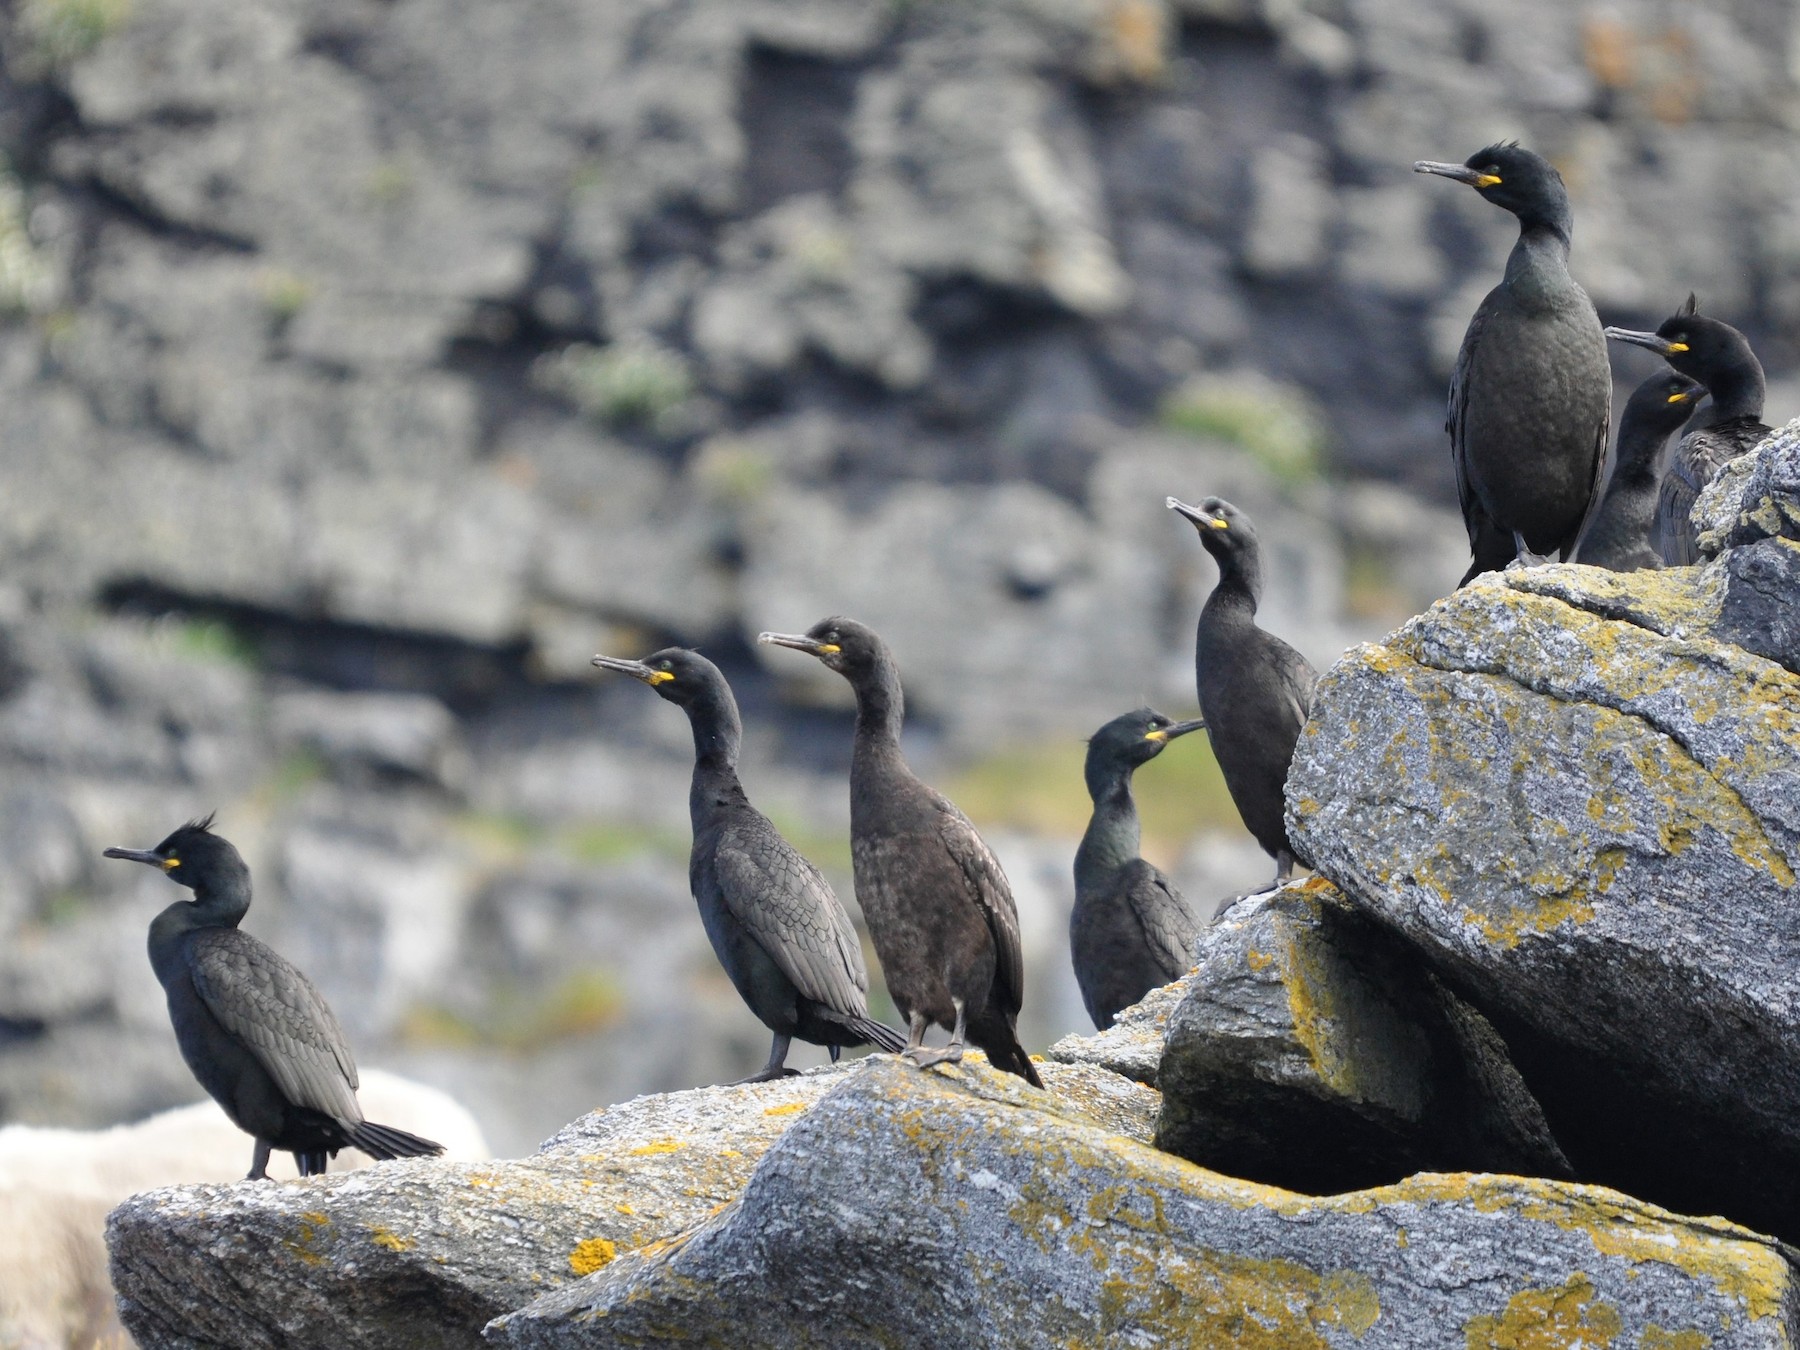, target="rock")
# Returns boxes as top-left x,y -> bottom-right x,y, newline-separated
271,690 -> 467,791
1287,559 -> 1800,1241
1696,418 -> 1800,558
491,1055 -> 1800,1349
106,1059 -> 1155,1350
1047,971 -> 1190,1085
1153,880 -> 1569,1193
